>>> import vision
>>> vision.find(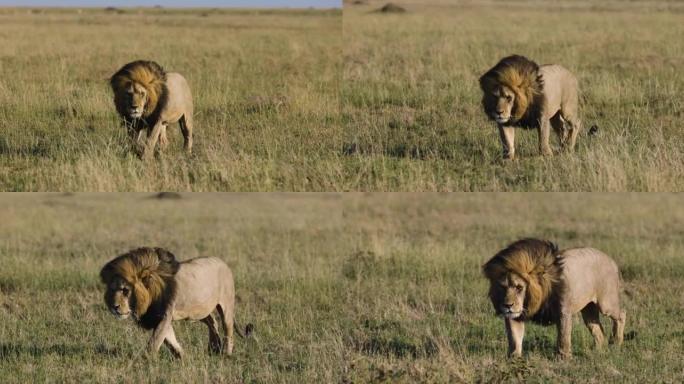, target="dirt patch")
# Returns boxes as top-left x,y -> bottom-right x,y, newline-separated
376,3 -> 406,13
152,192 -> 182,200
